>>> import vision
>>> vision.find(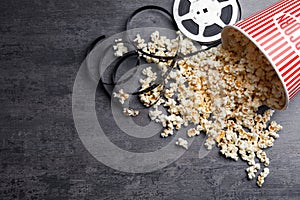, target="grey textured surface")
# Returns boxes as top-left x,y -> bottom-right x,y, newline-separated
1,0 -> 300,200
